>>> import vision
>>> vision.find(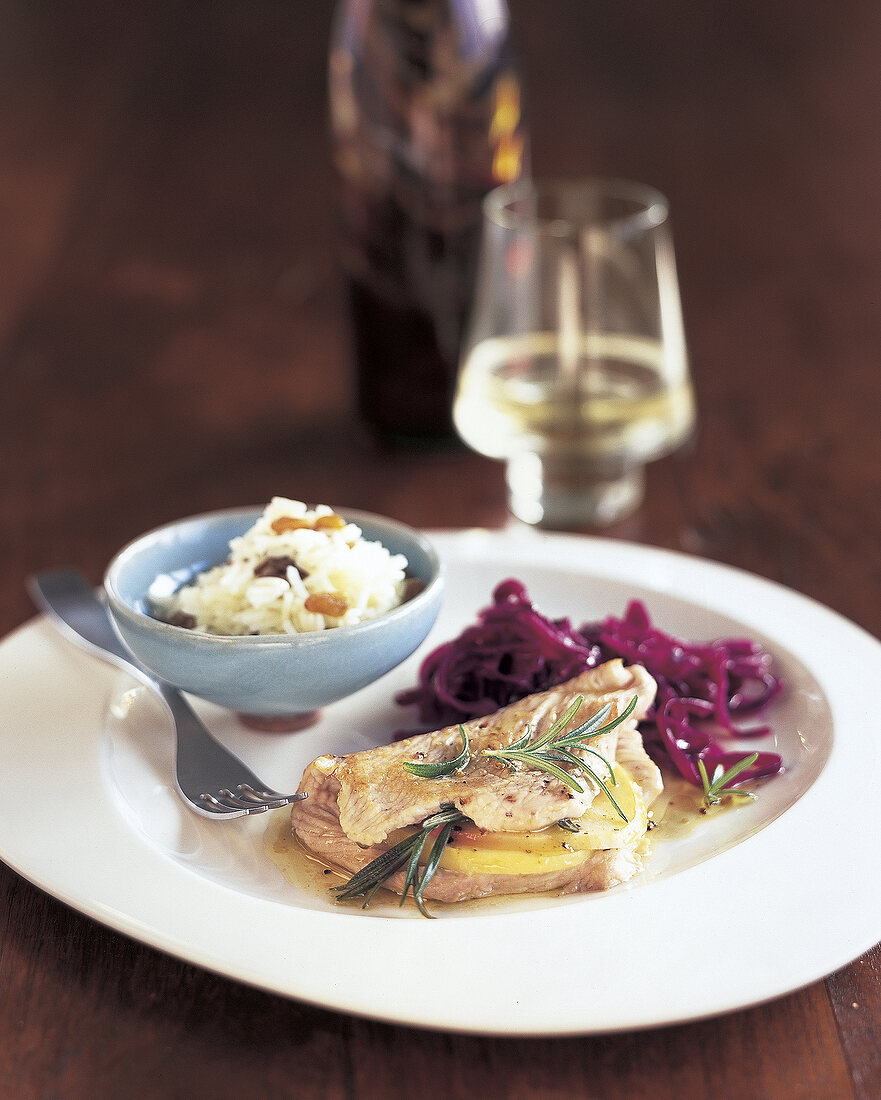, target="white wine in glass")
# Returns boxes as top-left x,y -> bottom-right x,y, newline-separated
454,179 -> 696,527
